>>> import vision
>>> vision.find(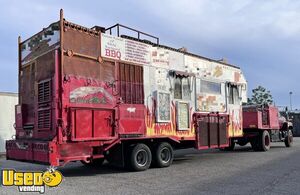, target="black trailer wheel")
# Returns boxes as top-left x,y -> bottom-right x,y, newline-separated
81,158 -> 105,166
128,143 -> 152,171
252,130 -> 271,151
152,142 -> 174,168
284,130 -> 293,147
